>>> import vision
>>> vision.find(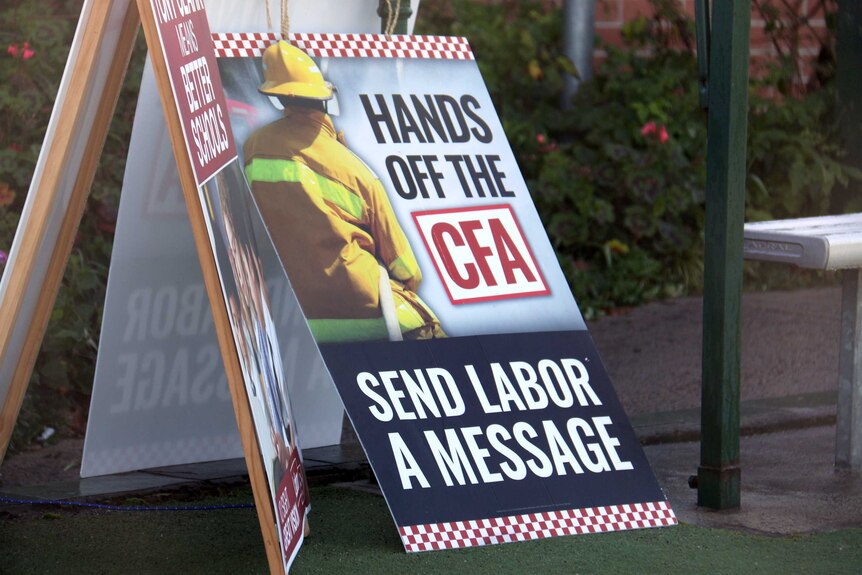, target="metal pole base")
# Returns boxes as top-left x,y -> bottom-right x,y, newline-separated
697,464 -> 741,509
836,269 -> 862,470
